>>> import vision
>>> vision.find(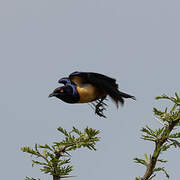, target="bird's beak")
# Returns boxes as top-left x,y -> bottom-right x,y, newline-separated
48,92 -> 55,98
